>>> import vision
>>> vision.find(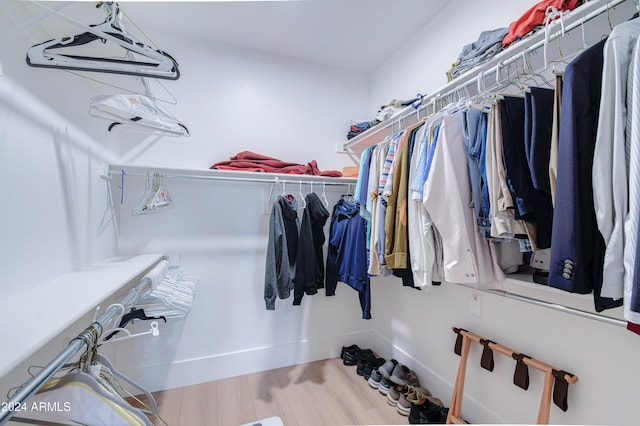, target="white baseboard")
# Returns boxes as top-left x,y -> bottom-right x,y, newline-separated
120,329 -> 376,392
